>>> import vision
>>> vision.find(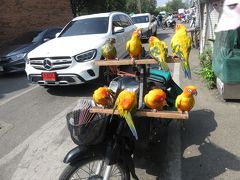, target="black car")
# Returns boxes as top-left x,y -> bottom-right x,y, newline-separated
0,27 -> 62,73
